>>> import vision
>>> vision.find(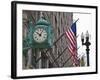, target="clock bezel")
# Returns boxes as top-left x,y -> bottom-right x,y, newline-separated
33,27 -> 48,44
